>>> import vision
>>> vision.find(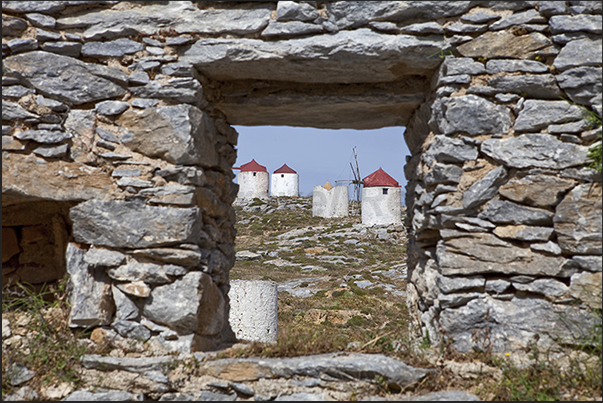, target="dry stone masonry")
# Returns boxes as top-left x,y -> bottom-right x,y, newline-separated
2,1 -> 602,355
